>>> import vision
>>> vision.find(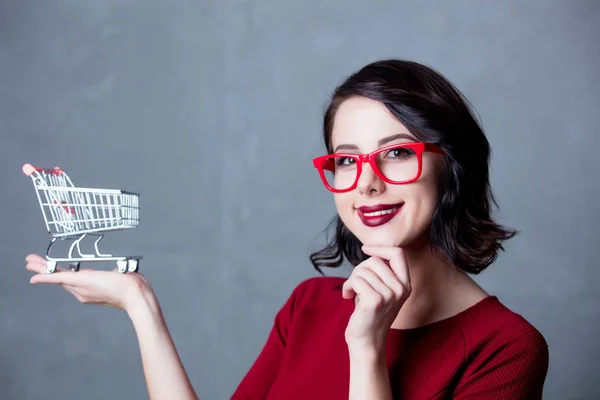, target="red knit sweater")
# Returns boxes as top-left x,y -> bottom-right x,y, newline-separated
231,277 -> 549,399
